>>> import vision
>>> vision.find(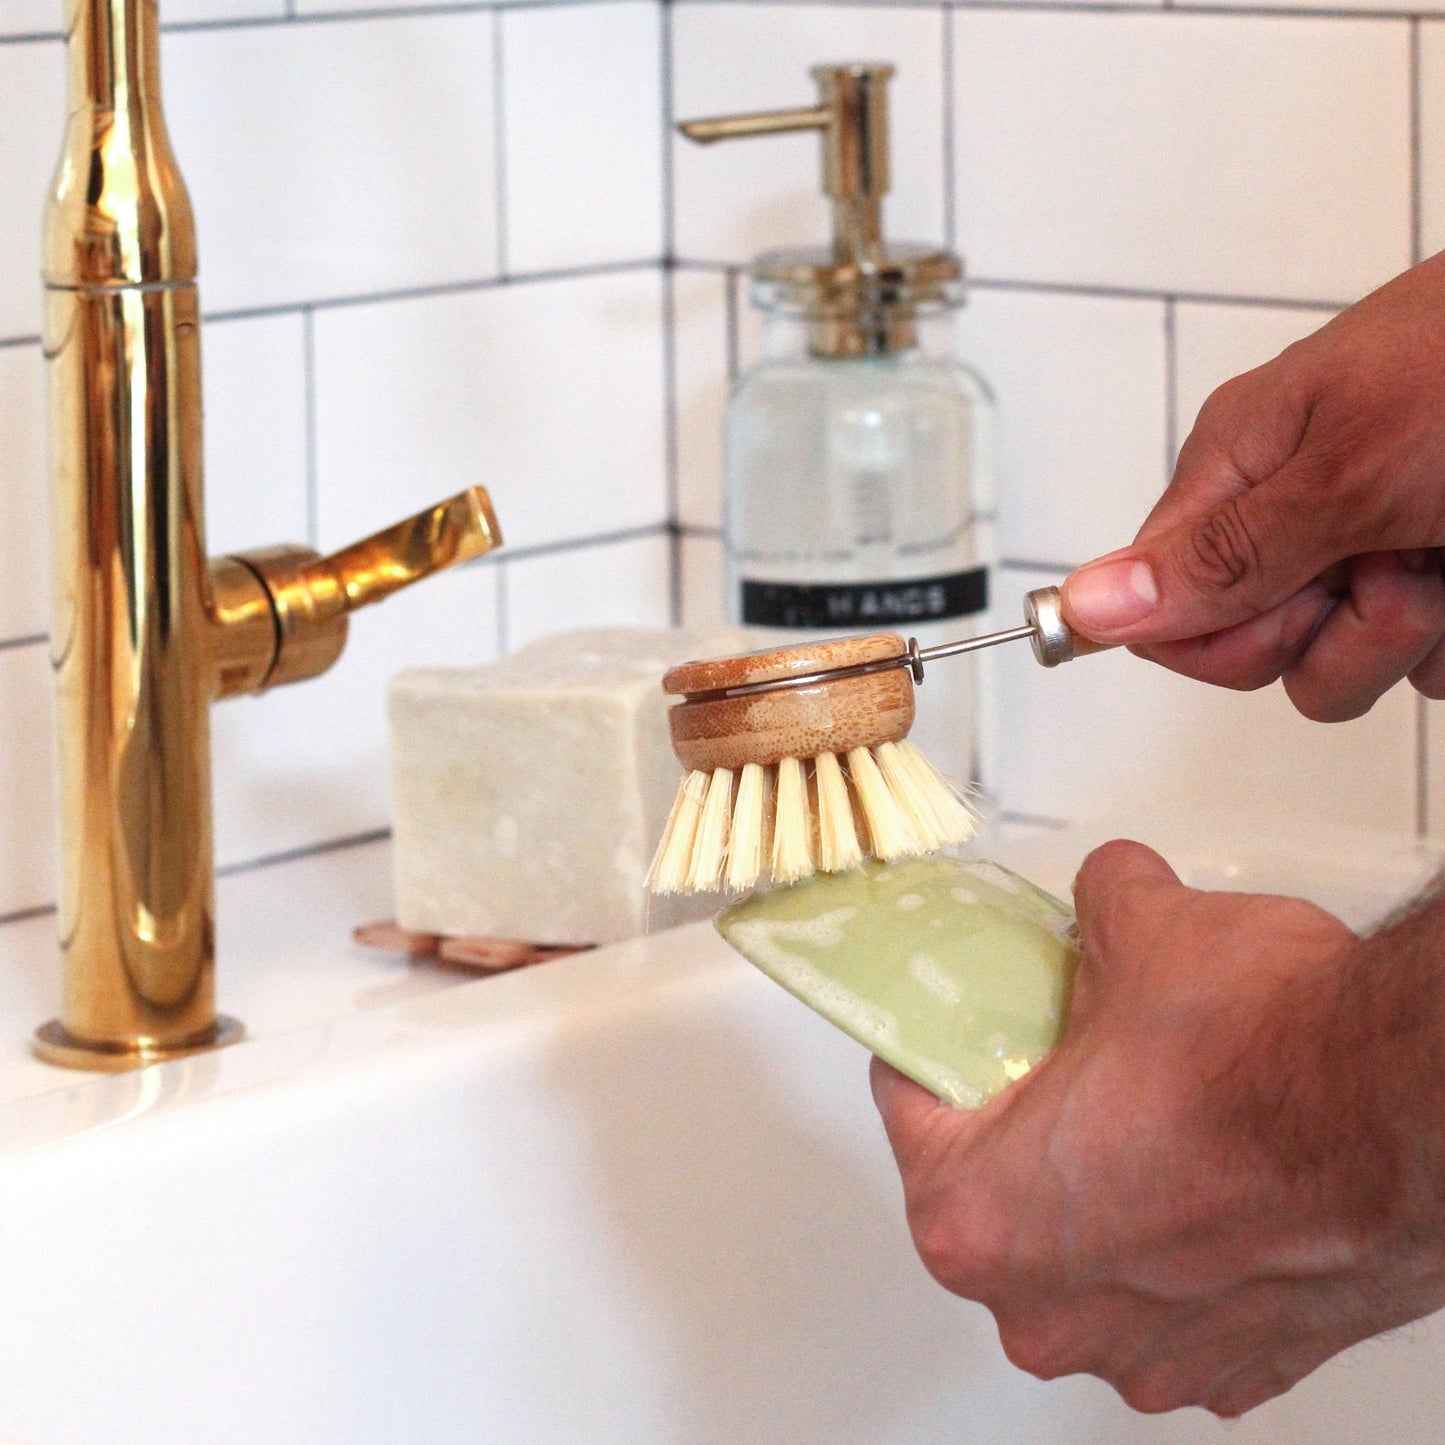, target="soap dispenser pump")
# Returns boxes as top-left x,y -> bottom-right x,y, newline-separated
679,63 -> 996,791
